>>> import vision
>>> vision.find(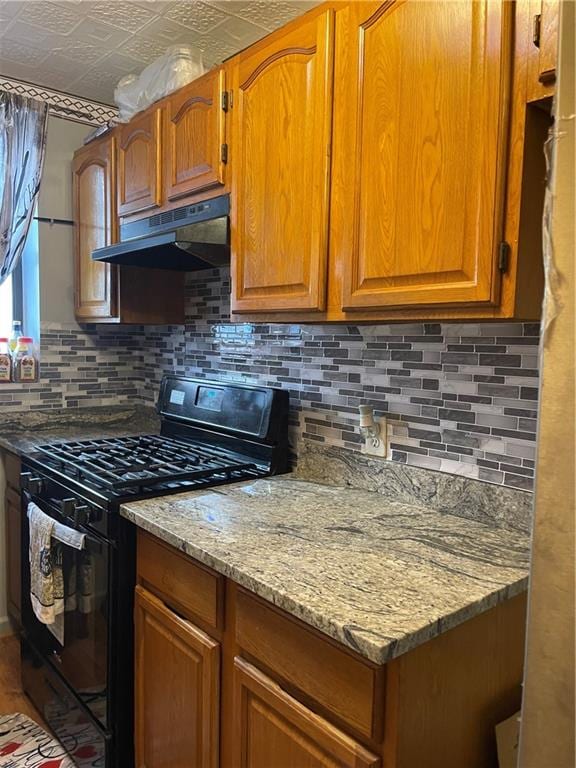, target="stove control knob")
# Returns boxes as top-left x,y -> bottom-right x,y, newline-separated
22,474 -> 44,495
60,498 -> 77,517
73,505 -> 90,526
